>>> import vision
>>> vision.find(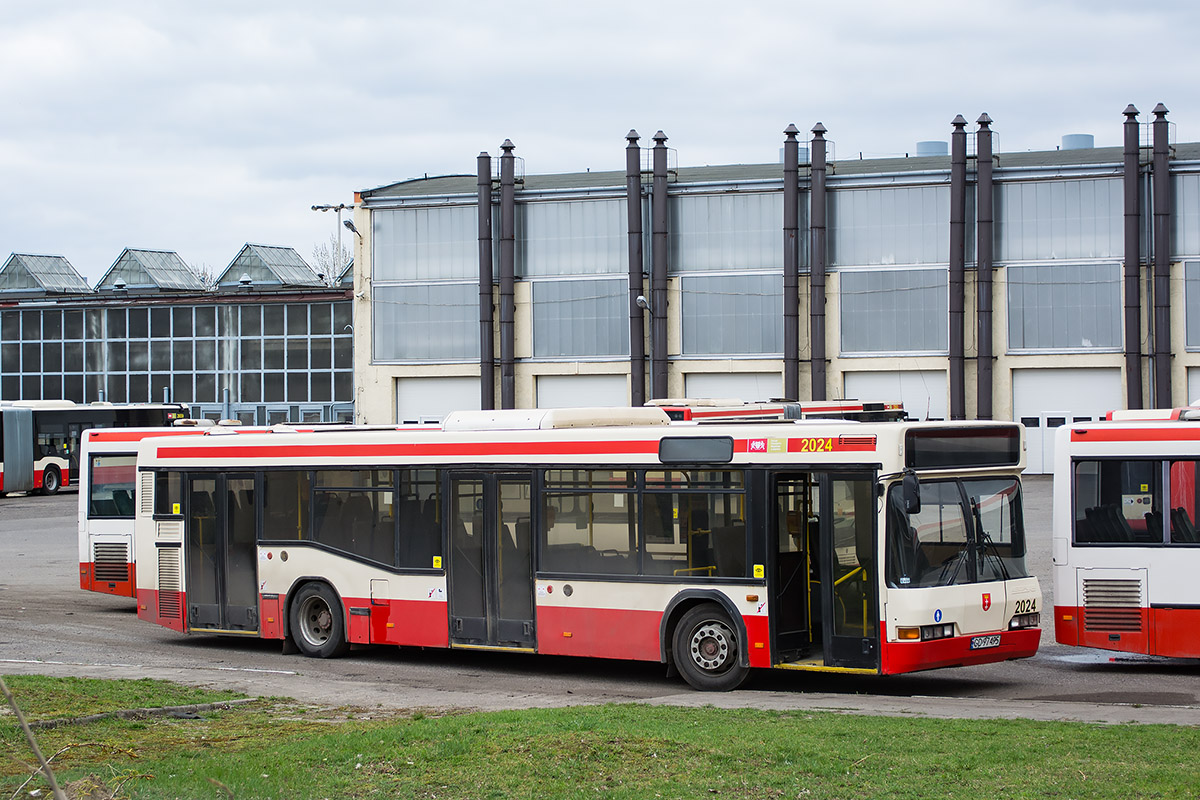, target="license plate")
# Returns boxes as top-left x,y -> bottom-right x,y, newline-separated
970,634 -> 1001,650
